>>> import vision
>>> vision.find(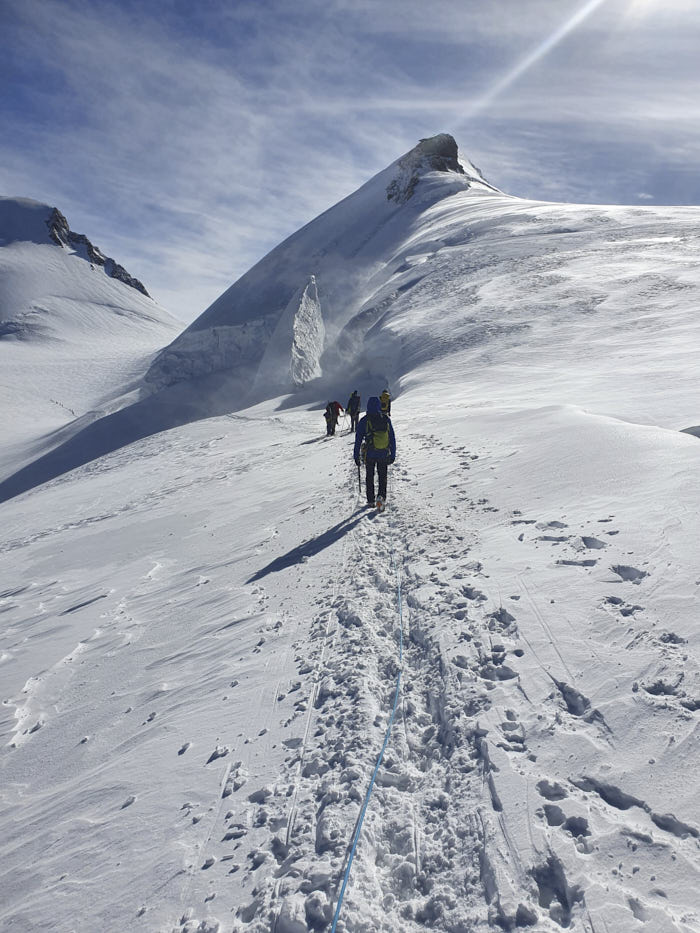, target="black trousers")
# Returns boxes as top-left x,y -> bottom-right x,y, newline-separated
366,459 -> 388,501
350,411 -> 359,430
